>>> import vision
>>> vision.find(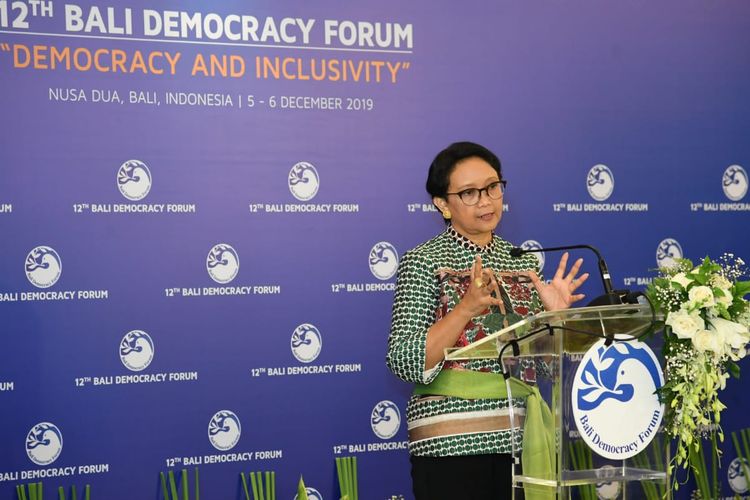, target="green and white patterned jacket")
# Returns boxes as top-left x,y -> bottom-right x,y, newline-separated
387,226 -> 543,457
